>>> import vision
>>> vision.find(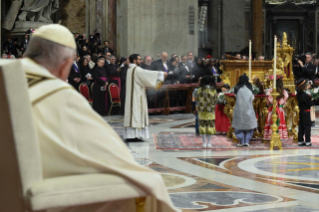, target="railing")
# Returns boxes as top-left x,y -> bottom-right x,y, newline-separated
265,0 -> 316,4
